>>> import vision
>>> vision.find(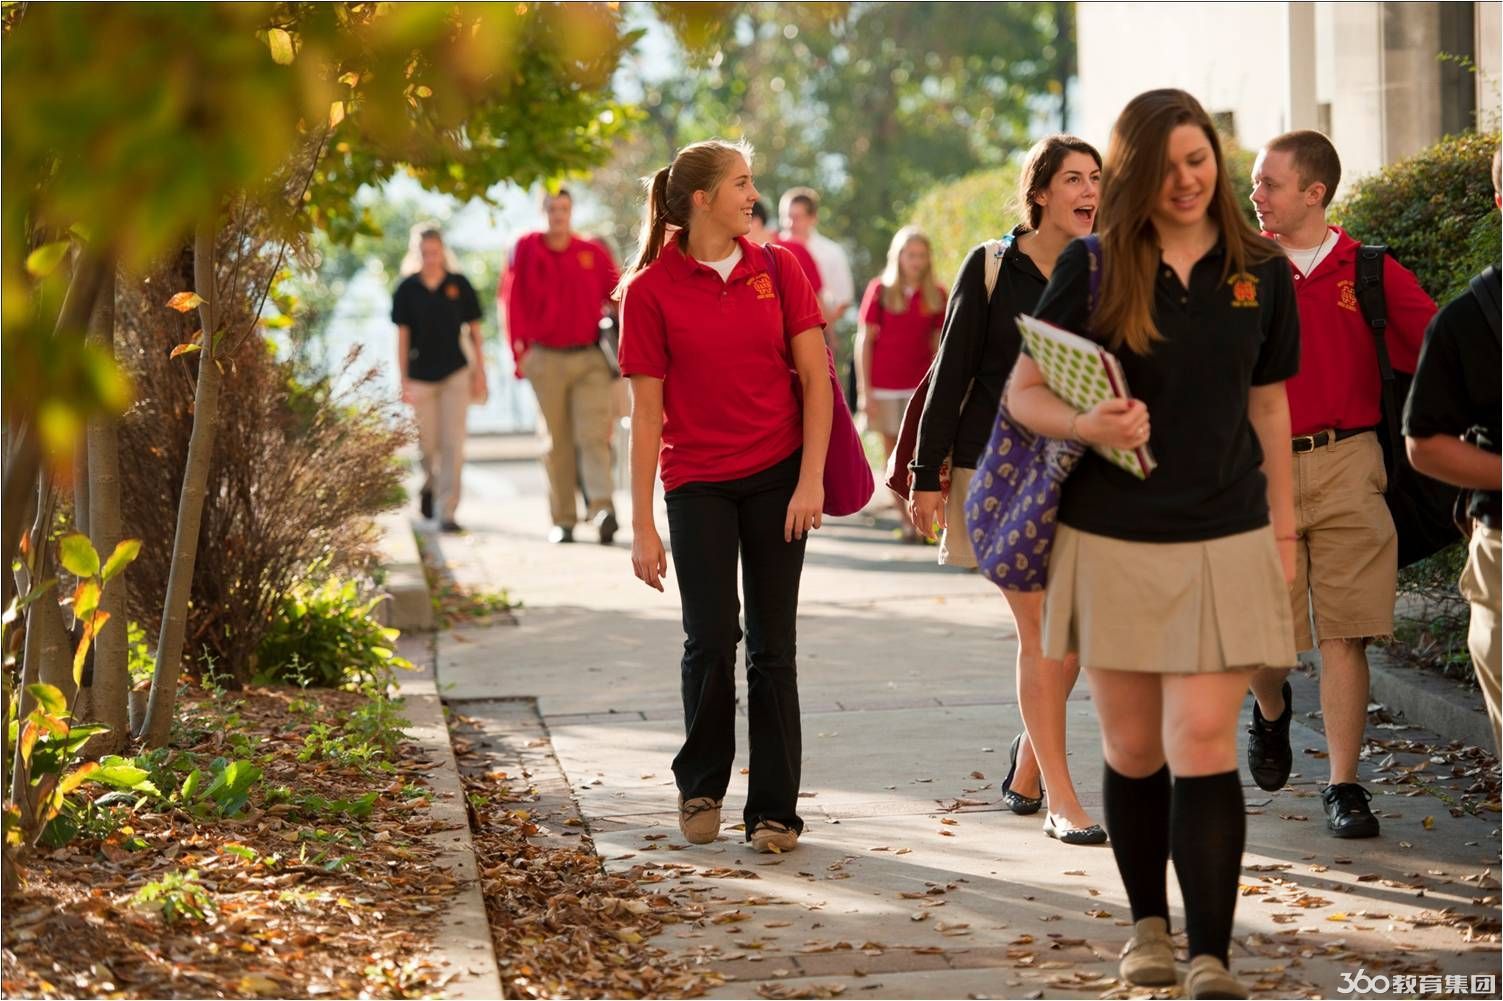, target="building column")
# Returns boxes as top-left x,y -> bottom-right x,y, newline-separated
1286,1 -> 1319,132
